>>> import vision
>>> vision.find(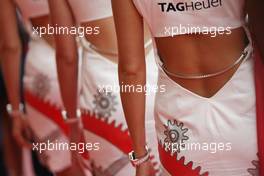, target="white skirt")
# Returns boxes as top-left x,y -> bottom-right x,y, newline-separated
79,39 -> 161,175
154,42 -> 258,175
